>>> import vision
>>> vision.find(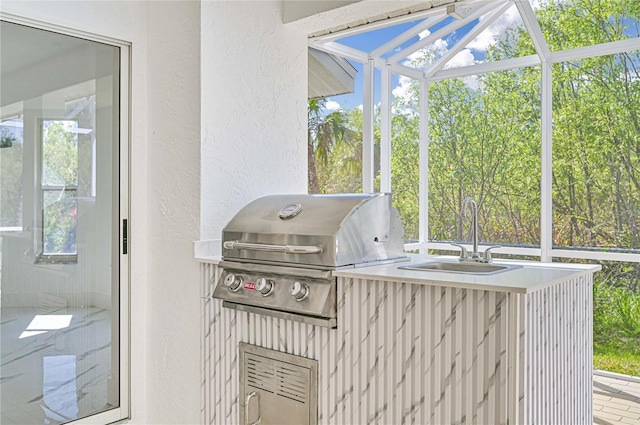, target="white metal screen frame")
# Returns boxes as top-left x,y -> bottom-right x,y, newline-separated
0,12 -> 132,425
309,0 -> 640,265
